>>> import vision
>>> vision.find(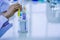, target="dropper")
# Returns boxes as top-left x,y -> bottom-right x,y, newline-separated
17,0 -> 21,17
18,0 -> 26,19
